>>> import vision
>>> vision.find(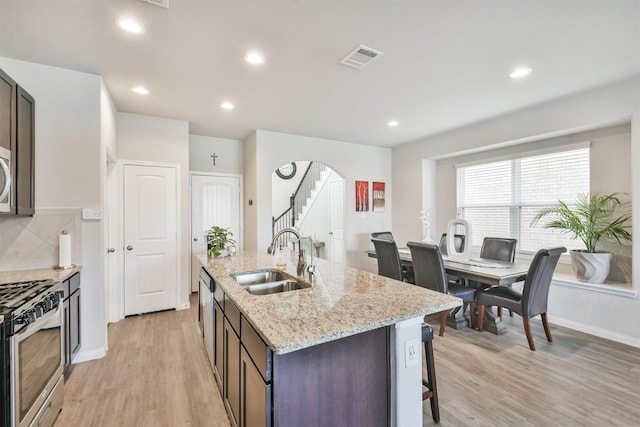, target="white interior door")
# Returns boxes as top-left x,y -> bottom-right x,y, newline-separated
124,164 -> 178,316
191,174 -> 241,292
329,179 -> 344,264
